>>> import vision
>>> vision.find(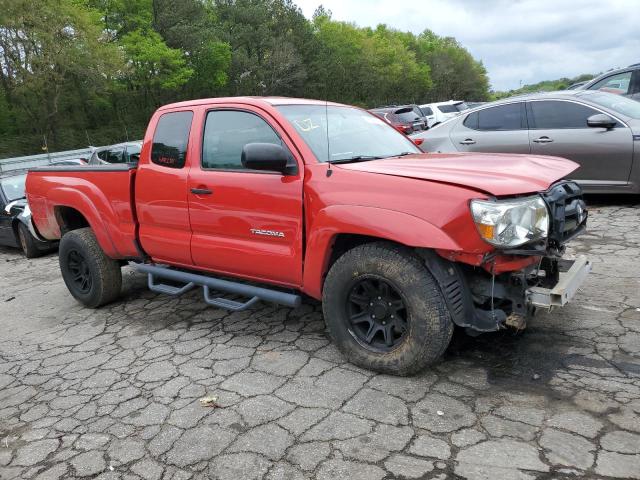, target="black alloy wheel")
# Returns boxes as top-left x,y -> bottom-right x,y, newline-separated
58,228 -> 122,308
346,276 -> 408,352
66,249 -> 93,294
